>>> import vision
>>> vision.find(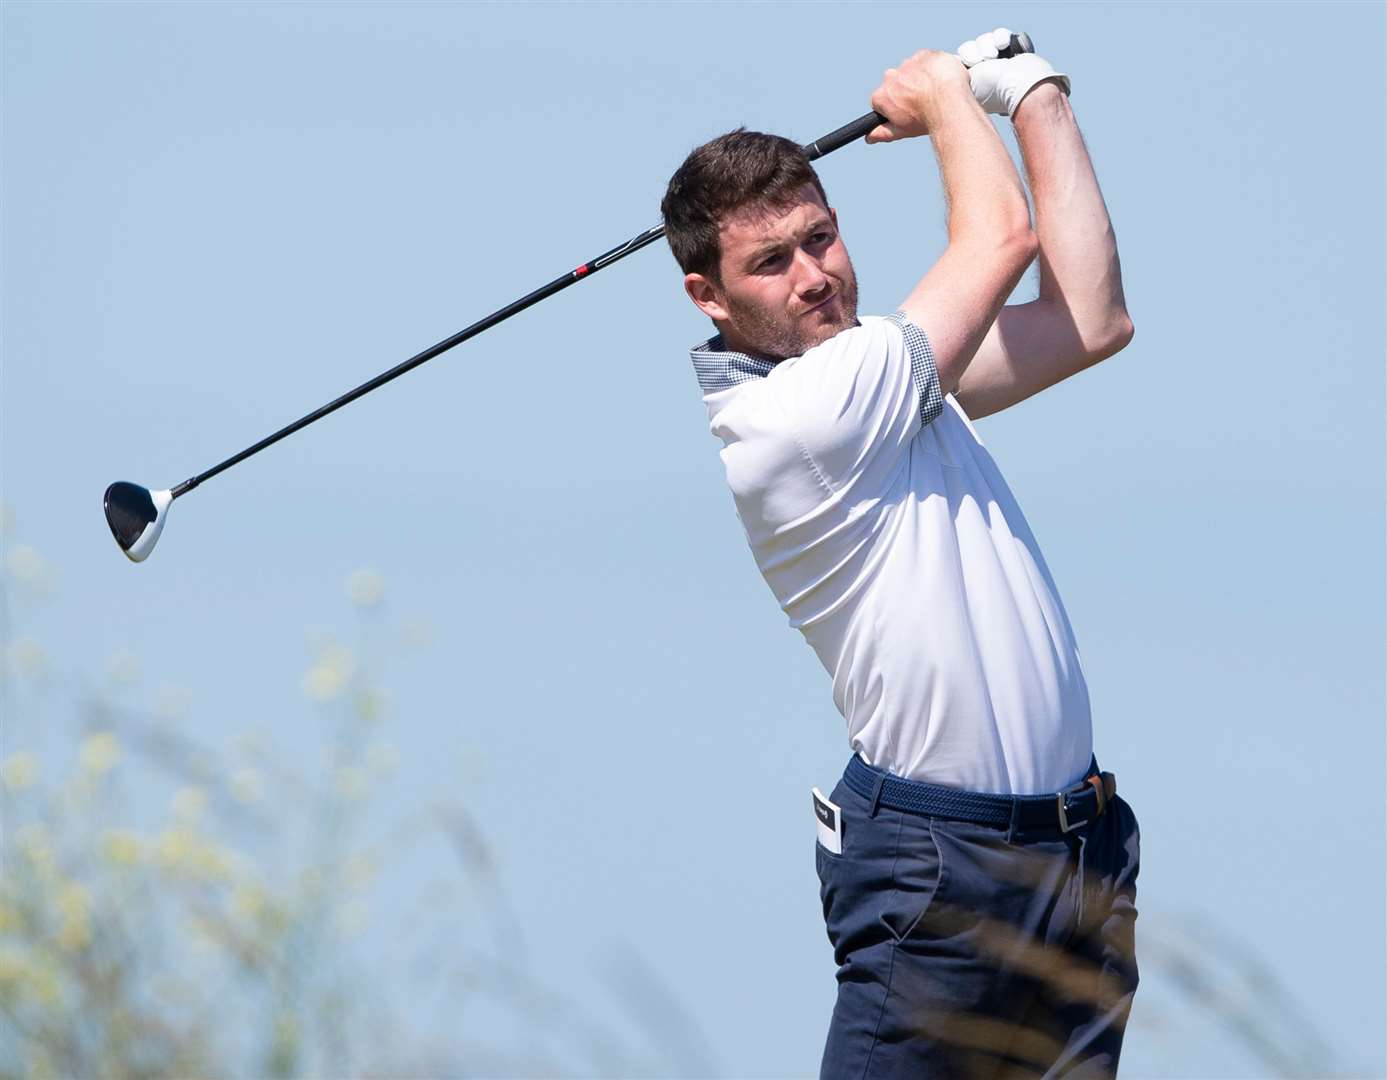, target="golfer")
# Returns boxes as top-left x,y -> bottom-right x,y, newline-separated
662,31 -> 1138,1078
